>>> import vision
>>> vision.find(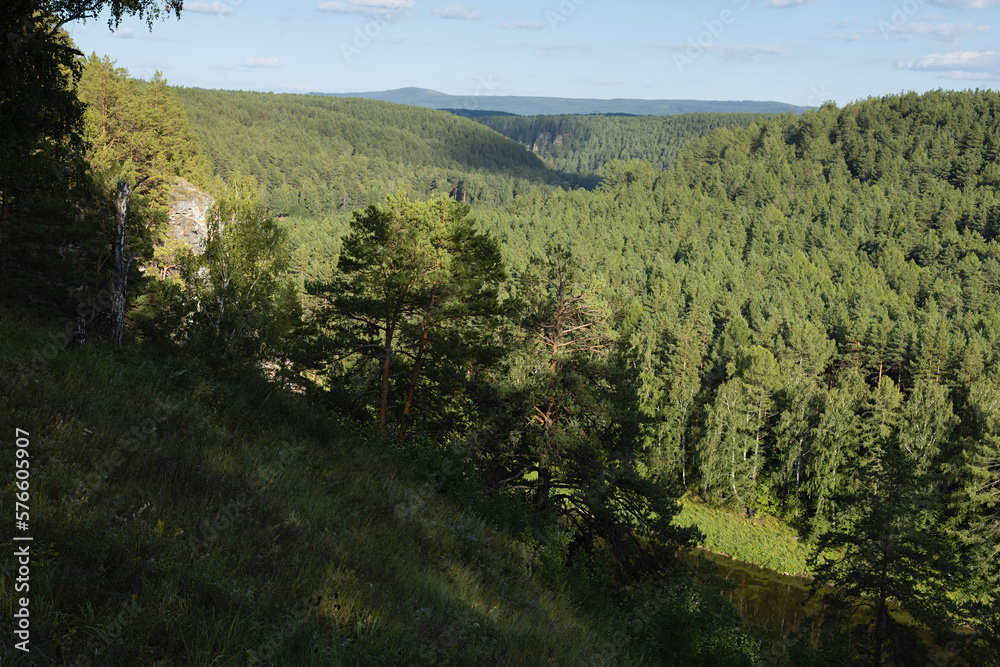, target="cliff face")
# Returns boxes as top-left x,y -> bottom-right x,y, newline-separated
166,178 -> 214,254
530,132 -> 567,152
